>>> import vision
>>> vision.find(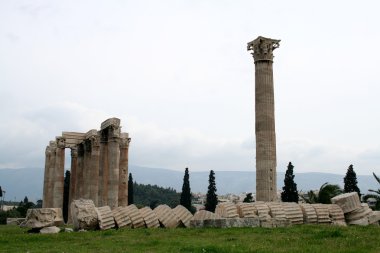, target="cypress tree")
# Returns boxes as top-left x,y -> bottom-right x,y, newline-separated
281,162 -> 299,203
63,170 -> 70,223
128,173 -> 134,205
180,168 -> 192,211
344,164 -> 361,197
0,186 -> 2,197
205,170 -> 218,212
